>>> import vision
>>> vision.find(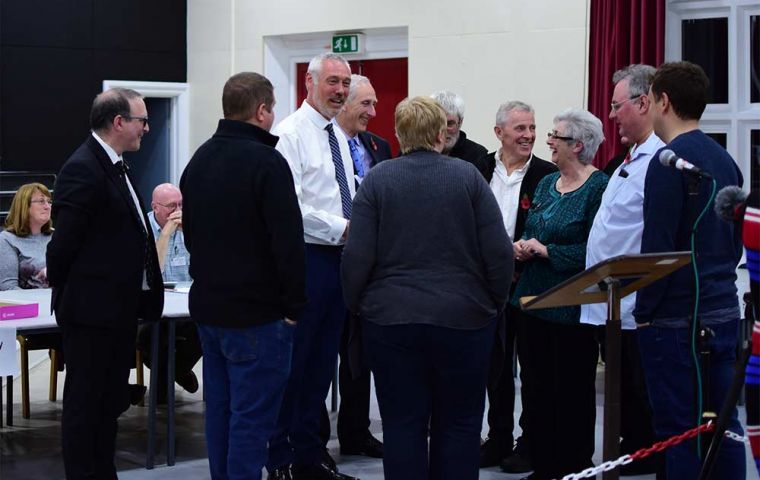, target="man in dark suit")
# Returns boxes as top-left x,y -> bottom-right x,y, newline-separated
475,101 -> 557,474
47,87 -> 164,480
322,74 -> 390,460
431,90 -> 488,168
